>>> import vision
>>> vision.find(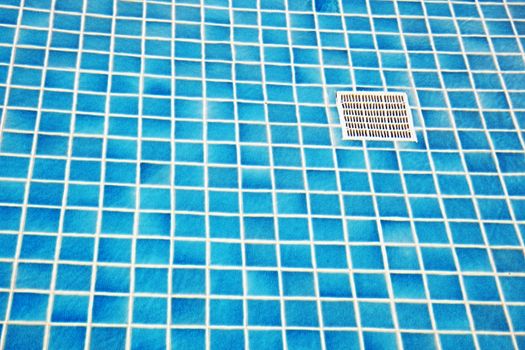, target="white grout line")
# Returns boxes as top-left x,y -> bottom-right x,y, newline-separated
0,257 -> 524,274
124,0 -> 147,348
360,1 -> 404,348
4,57 -> 525,84
315,2 -> 370,349
475,0 -> 525,251
199,1 -> 211,348
329,1 -> 366,348
0,2 -> 26,139
0,0 -> 56,348
229,0 -> 250,348
83,0 -> 118,347
3,70 -> 525,95
420,2 -> 511,349
417,3 -> 487,349
282,2 -> 326,349
2,1 -> 525,25
258,0 -> 288,347
0,0 -> 39,349
446,3 -> 520,348
388,2 -> 446,349
166,0 -> 177,348
3,128 -> 525,153
0,283 -> 523,304
42,0 -> 88,348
